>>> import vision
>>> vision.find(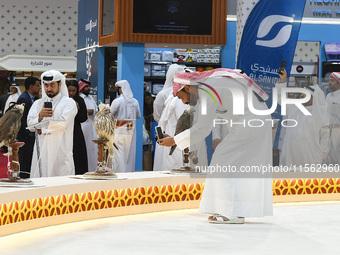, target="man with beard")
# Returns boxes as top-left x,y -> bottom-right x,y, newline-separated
110,80 -> 141,172
79,79 -> 98,172
4,84 -> 21,112
27,70 -> 77,177
158,69 -> 273,224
